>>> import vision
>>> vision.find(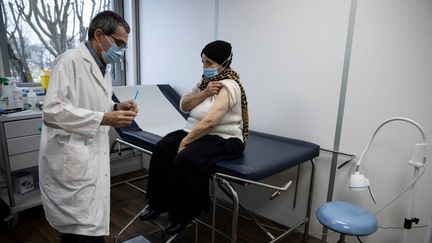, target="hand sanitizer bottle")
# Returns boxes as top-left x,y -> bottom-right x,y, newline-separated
27,89 -> 37,110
